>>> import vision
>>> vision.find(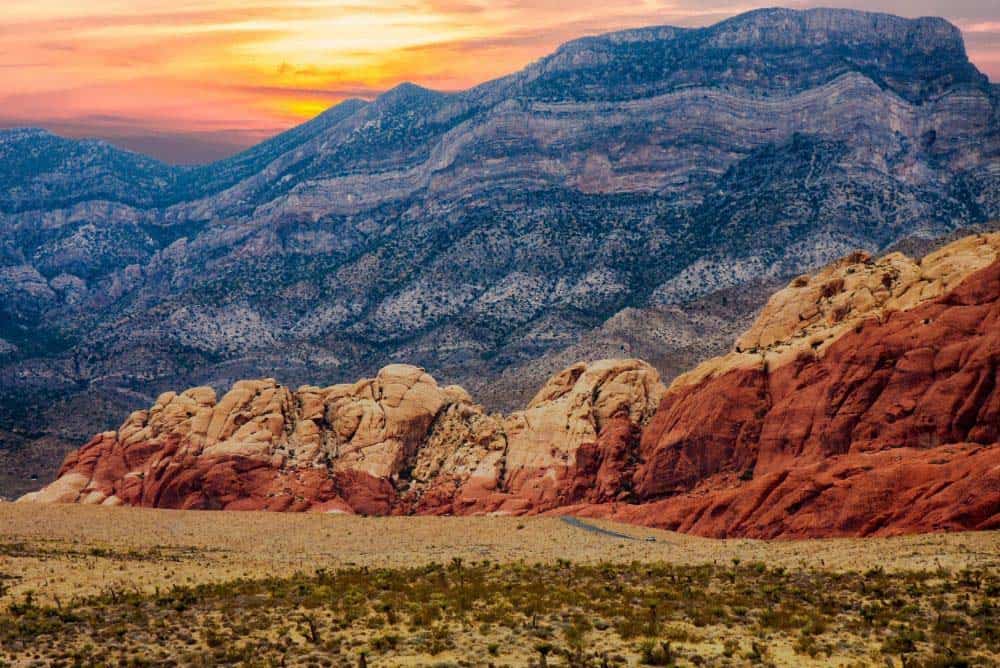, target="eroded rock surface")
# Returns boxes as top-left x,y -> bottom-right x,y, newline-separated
21,360 -> 665,516
621,234 -> 1000,535
402,359 -> 665,515
20,236 -> 1000,538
